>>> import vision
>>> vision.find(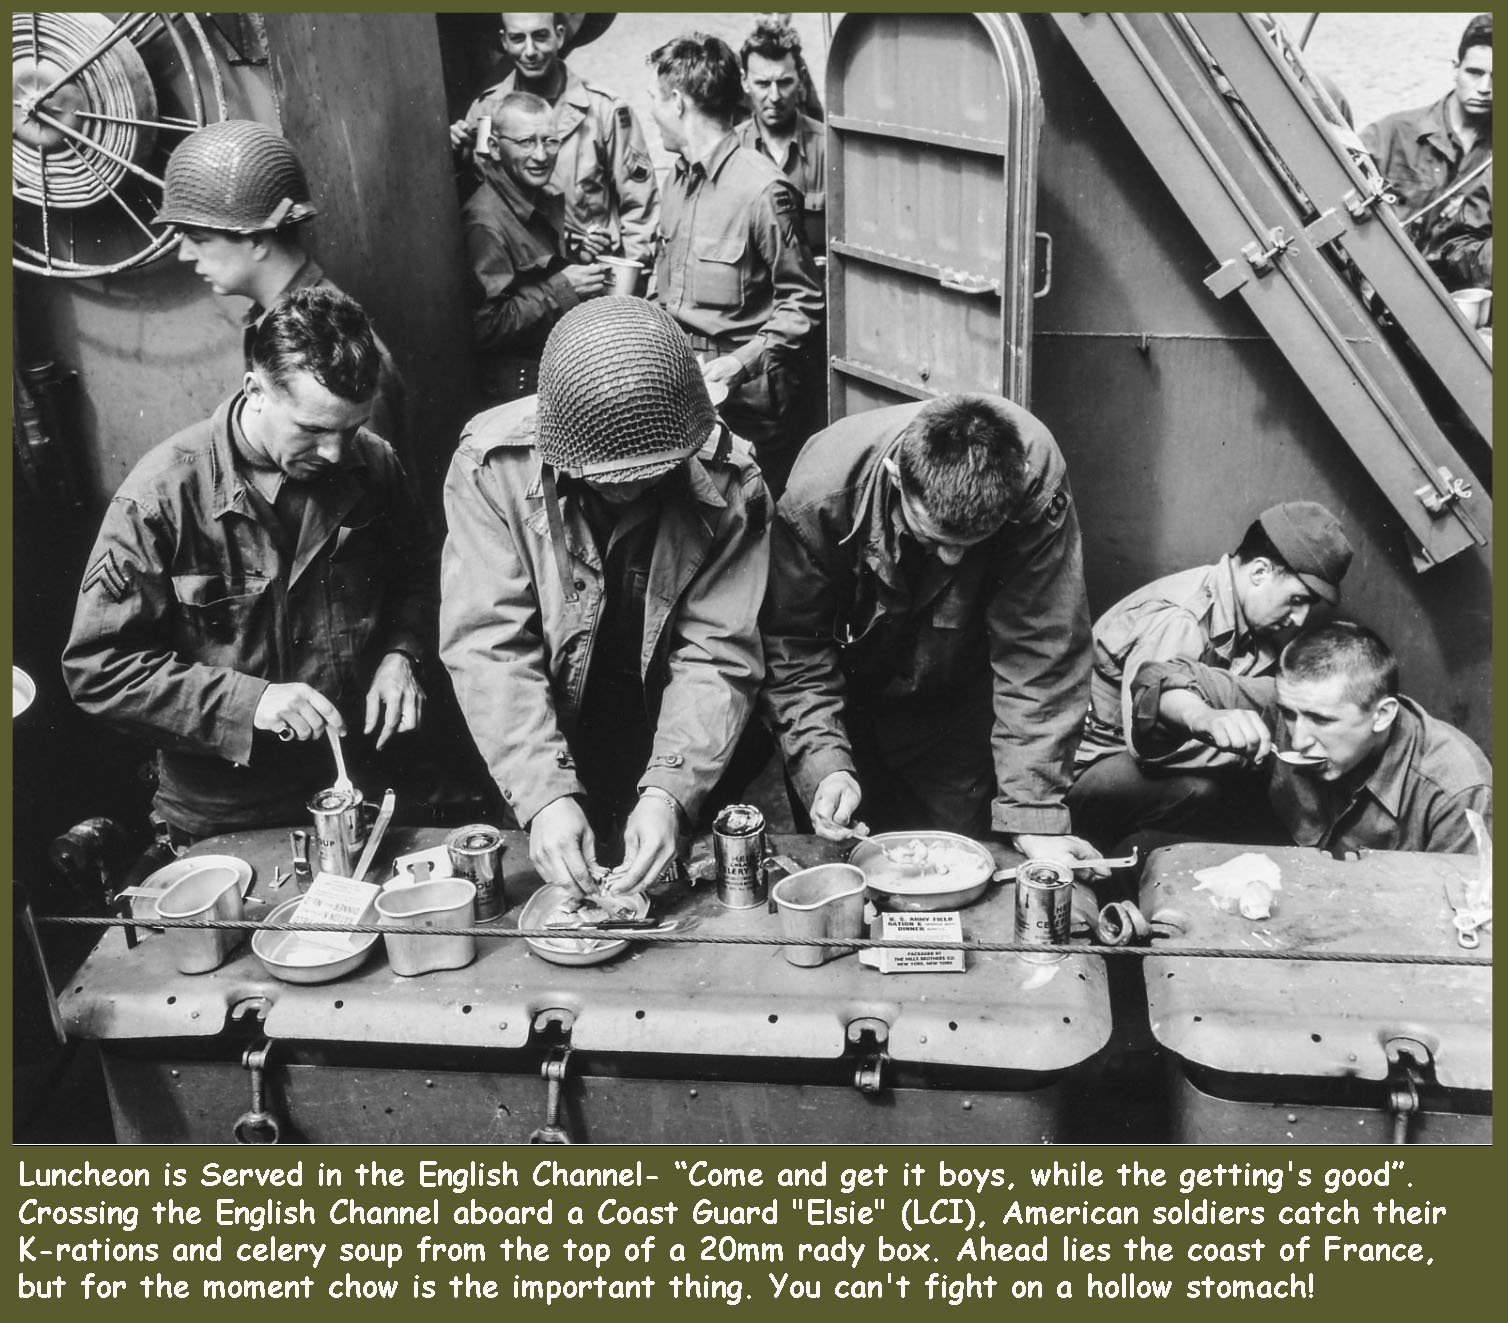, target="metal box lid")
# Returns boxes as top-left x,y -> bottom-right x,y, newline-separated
59,829 -> 1112,1075
1140,844 -> 1491,1089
